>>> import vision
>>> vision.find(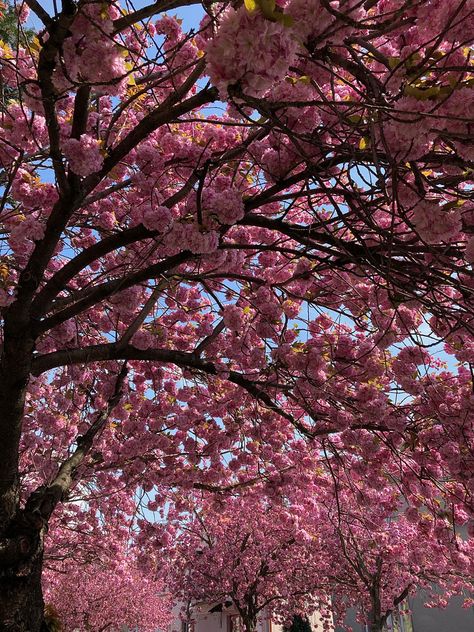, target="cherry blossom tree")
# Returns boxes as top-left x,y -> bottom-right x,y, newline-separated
37,513 -> 172,630
0,0 -> 473,629
43,551 -> 172,632
303,463 -> 474,632
162,464 -> 474,632
161,490 -> 330,632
